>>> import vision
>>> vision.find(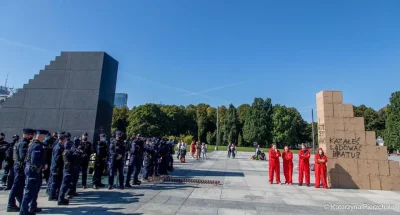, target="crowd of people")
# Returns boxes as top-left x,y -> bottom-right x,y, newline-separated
175,141 -> 208,162
0,130 -> 176,215
267,144 -> 328,189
